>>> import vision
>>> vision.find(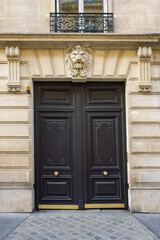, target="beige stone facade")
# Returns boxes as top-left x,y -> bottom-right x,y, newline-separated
0,0 -> 160,213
